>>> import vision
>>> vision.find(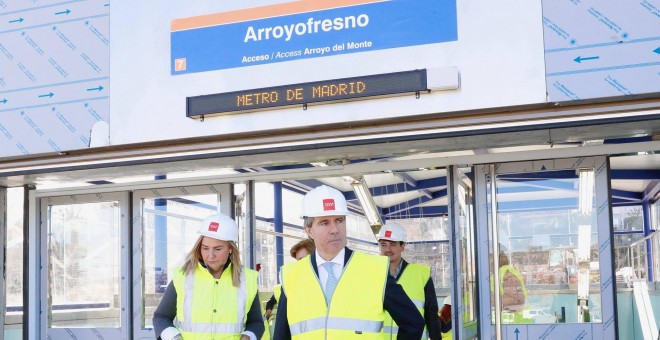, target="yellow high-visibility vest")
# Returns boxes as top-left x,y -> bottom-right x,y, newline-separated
441,330 -> 452,340
497,265 -> 527,300
382,263 -> 430,340
490,265 -> 528,300
172,262 -> 258,340
282,252 -> 388,339
263,284 -> 282,340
